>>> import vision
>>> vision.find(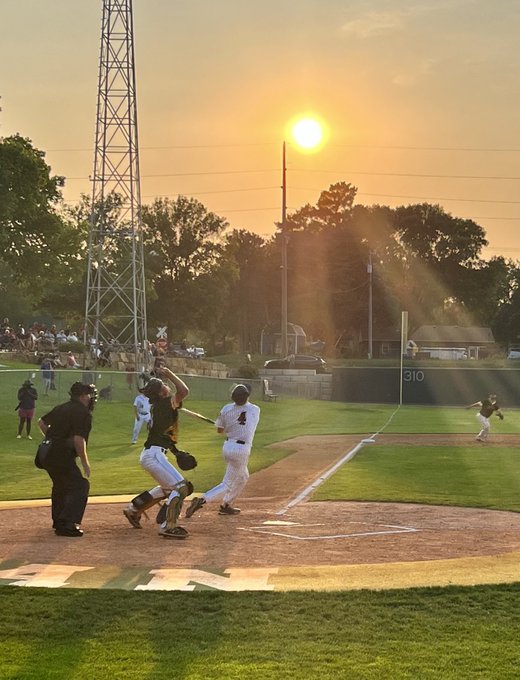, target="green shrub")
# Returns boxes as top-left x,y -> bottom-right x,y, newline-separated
235,363 -> 259,379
